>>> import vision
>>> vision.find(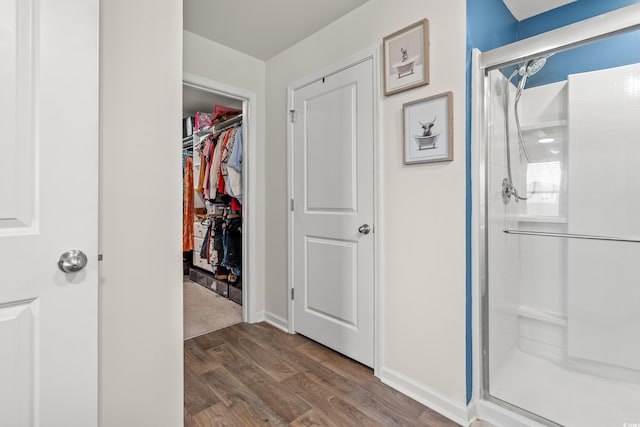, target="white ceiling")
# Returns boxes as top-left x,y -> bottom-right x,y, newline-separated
184,0 -> 370,61
184,0 -> 575,62
502,0 -> 577,21
182,84 -> 242,117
